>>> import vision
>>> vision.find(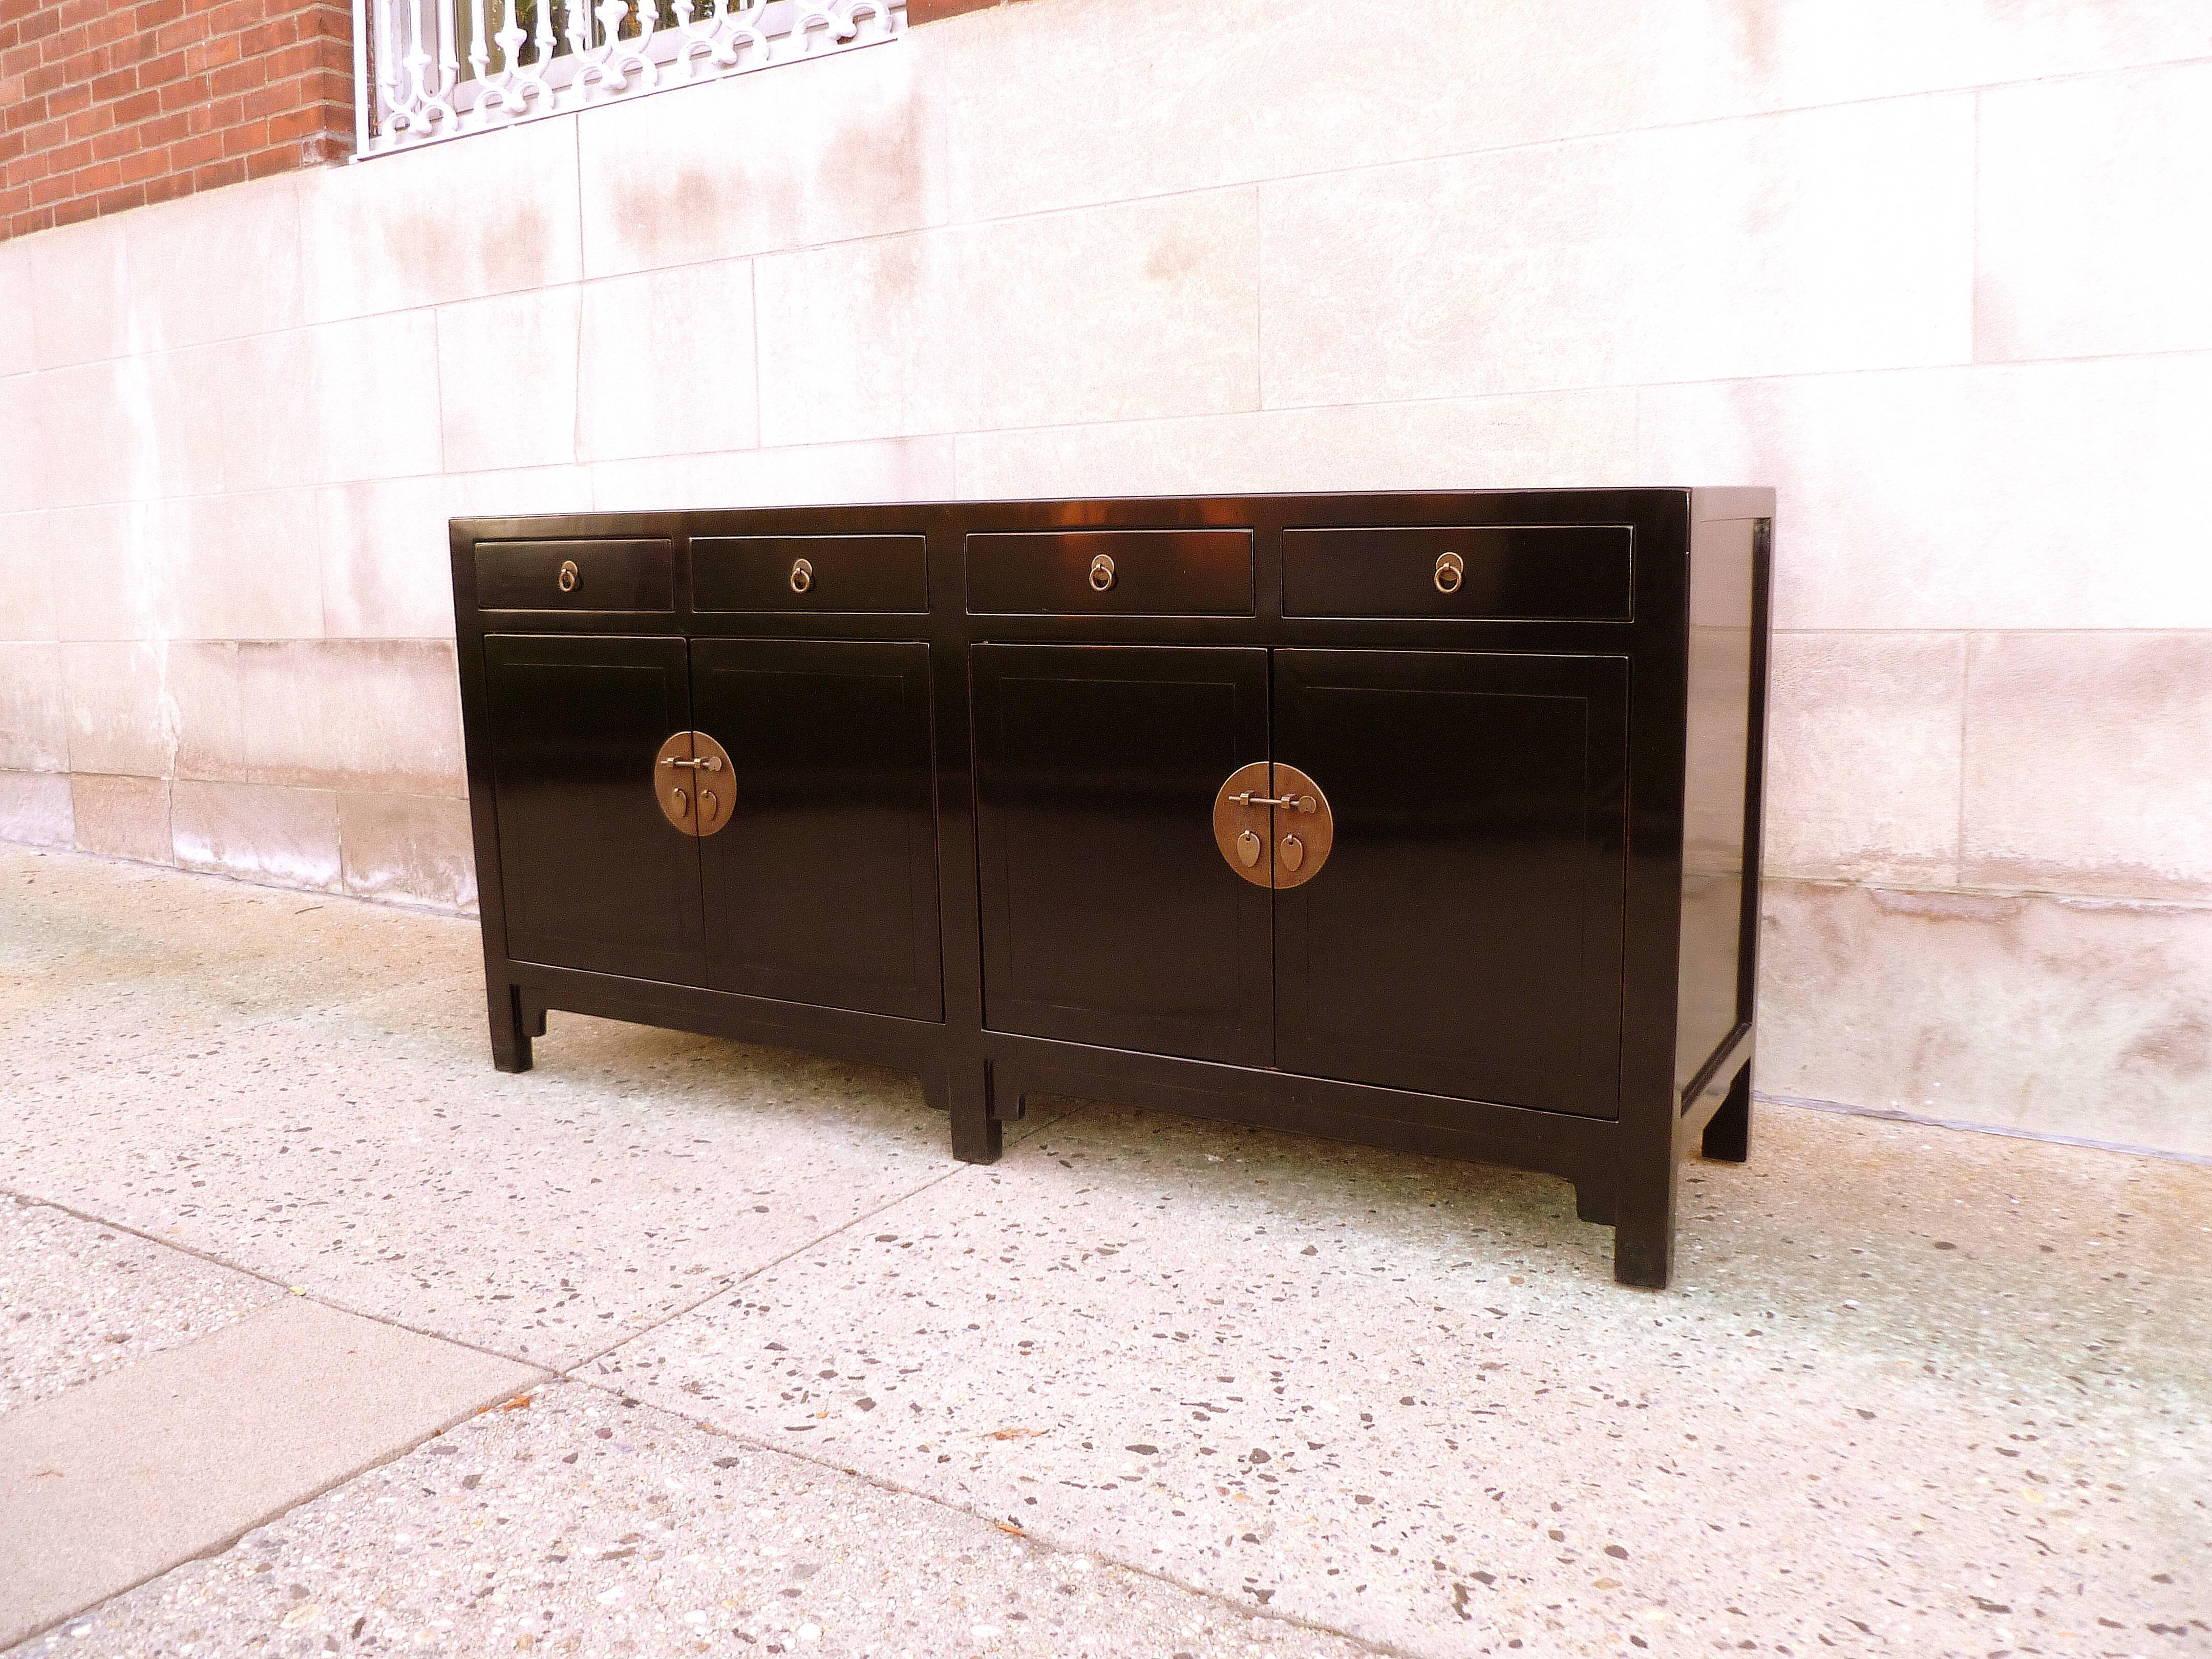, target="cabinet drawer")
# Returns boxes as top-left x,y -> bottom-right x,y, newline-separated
1283,525 -> 1633,621
693,535 -> 928,613
966,530 -> 1253,615
475,539 -> 673,612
